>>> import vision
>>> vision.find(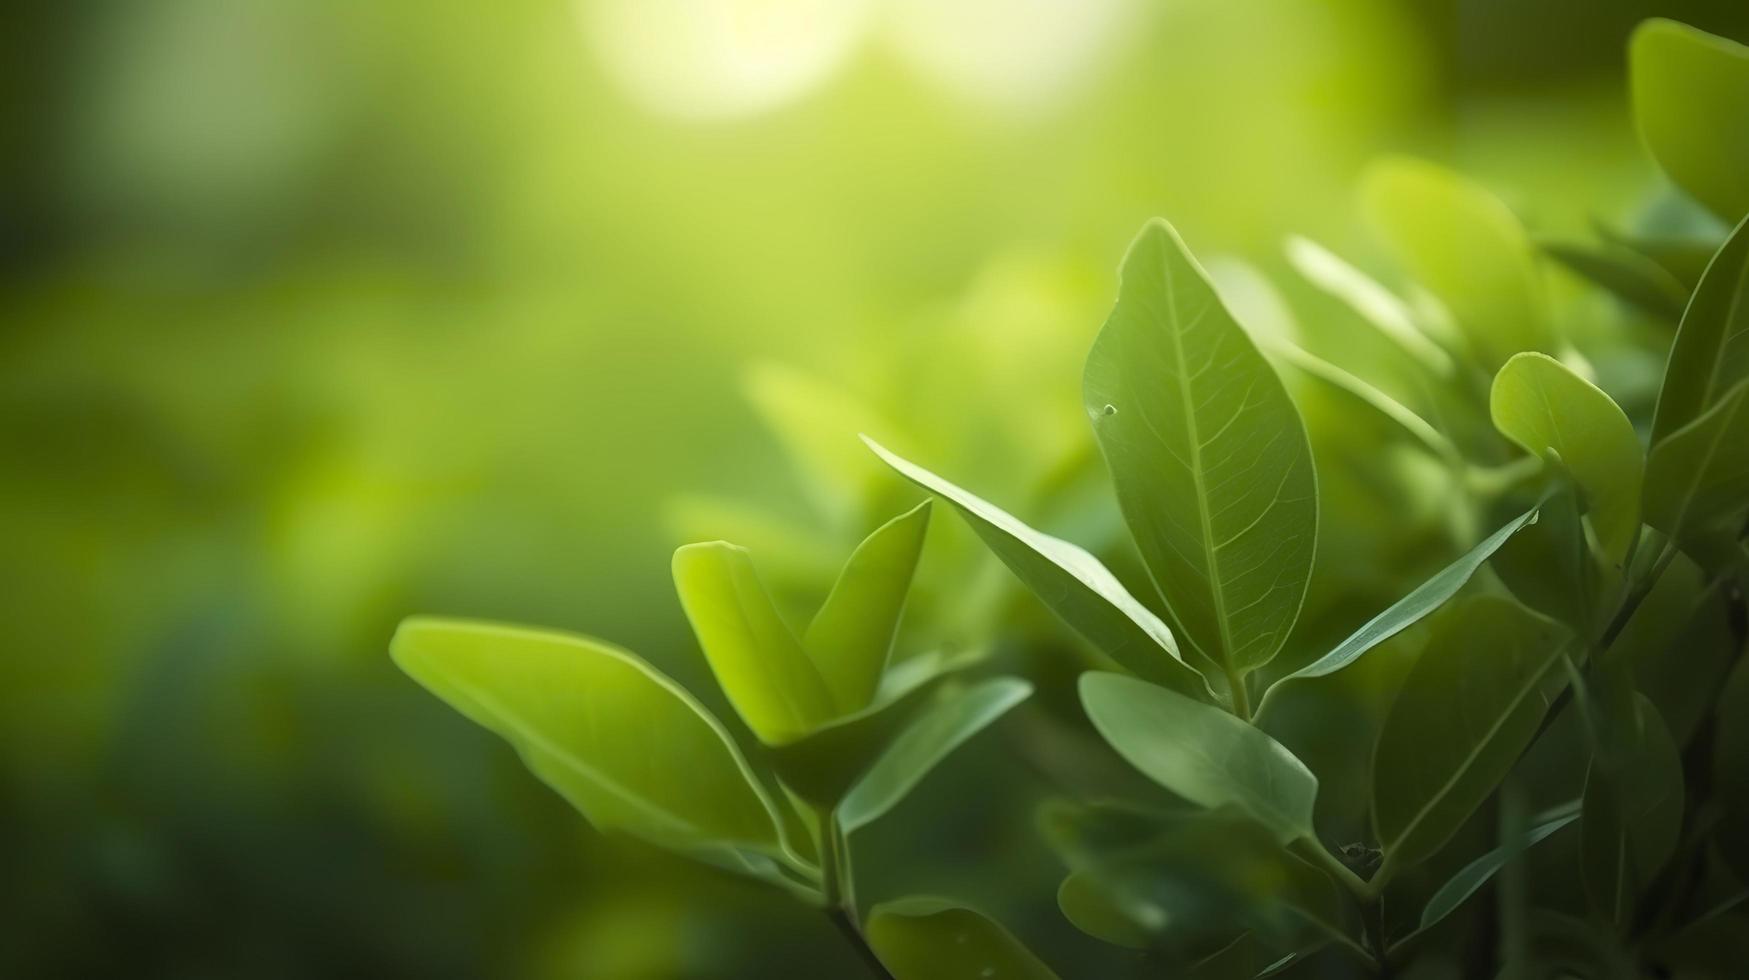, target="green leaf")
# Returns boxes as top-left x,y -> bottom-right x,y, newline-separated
1542,239 -> 1689,322
864,436 -> 1211,700
1284,235 -> 1457,377
390,618 -> 790,858
1259,507 -> 1540,713
867,898 -> 1061,980
804,500 -> 932,713
838,677 -> 1031,834
1492,488 -> 1599,630
673,542 -> 837,745
1581,695 -> 1684,927
1490,352 -> 1644,563
1631,19 -> 1749,223
1650,215 -> 1749,445
1644,380 -> 1749,544
1081,672 -> 1317,844
1373,596 -> 1570,879
1714,656 -> 1749,882
1057,871 -> 1155,949
1267,342 -> 1459,463
1414,800 -> 1581,935
1084,218 -> 1317,681
1362,156 -> 1552,368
